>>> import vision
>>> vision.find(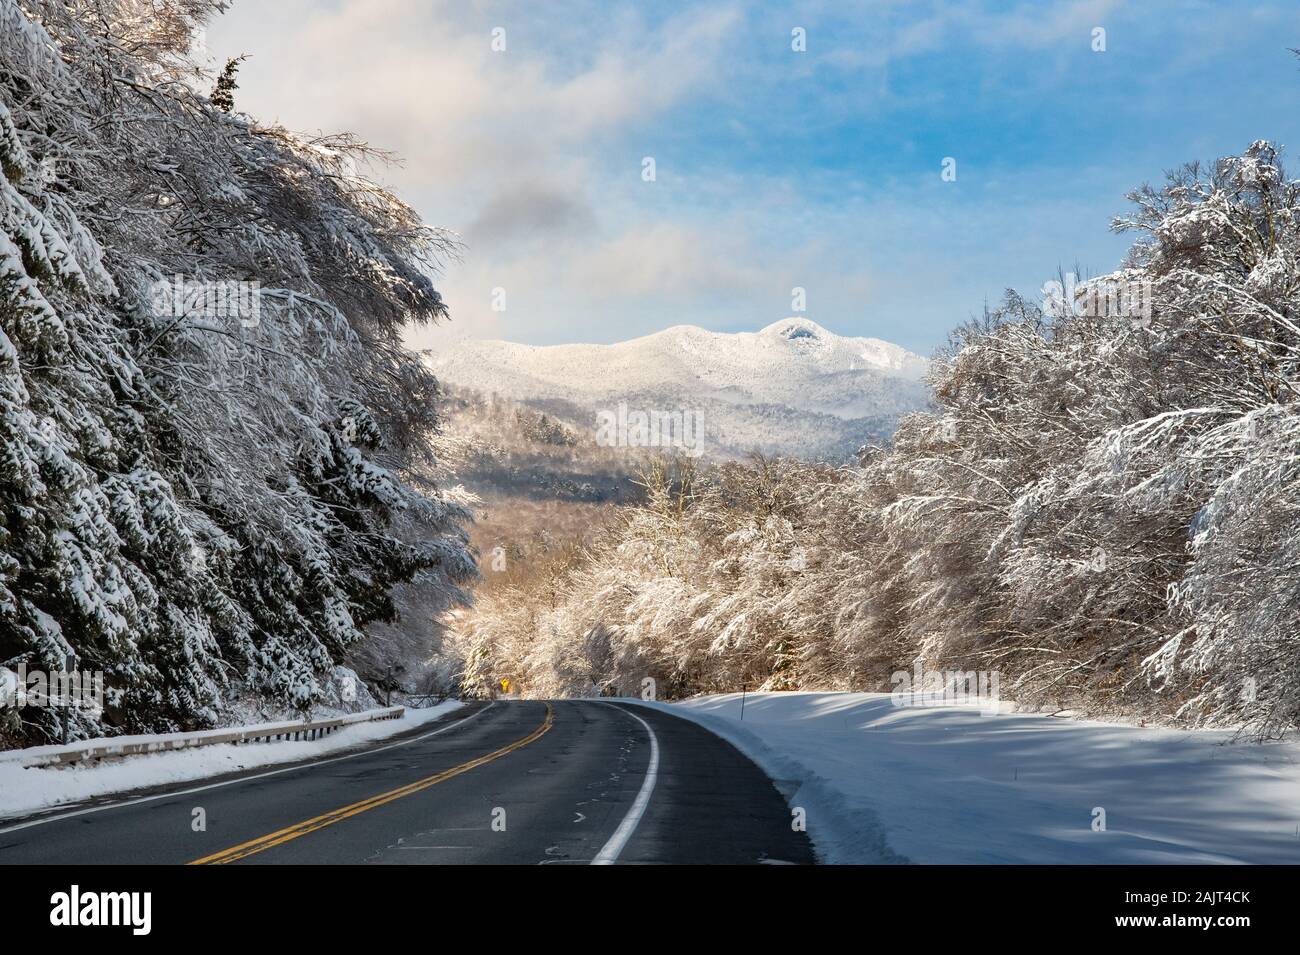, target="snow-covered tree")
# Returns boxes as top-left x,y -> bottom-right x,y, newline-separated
455,139 -> 1300,738
1,0 -> 471,745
